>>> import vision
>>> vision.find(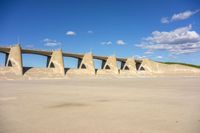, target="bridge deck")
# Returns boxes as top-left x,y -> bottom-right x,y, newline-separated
0,46 -> 132,62
0,46 -> 10,53
62,52 -> 84,59
22,49 -> 52,56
